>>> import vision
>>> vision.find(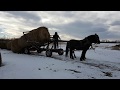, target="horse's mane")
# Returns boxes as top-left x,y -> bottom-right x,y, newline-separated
84,34 -> 96,40
70,34 -> 98,42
